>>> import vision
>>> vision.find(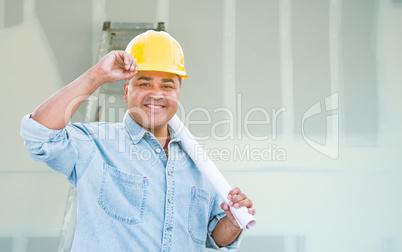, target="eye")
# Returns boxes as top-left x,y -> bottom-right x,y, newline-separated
163,85 -> 173,89
139,83 -> 150,87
